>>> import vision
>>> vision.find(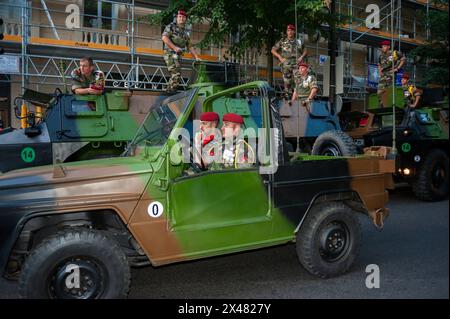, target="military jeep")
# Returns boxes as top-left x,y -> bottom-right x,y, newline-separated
0,81 -> 394,298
